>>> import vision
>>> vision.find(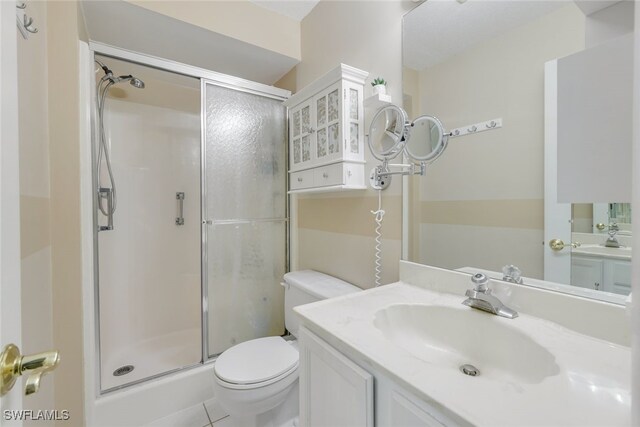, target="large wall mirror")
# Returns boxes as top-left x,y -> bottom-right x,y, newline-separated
402,0 -> 633,302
